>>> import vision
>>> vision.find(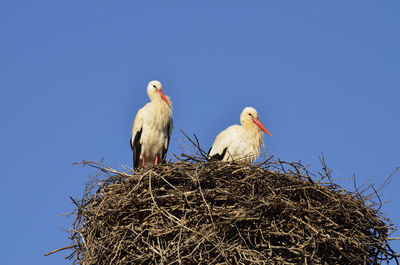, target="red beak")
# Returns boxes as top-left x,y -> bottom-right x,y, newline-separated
158,90 -> 171,107
253,118 -> 272,136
